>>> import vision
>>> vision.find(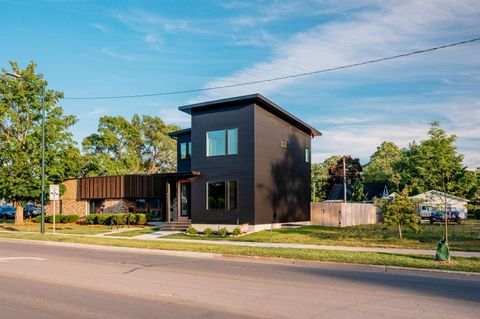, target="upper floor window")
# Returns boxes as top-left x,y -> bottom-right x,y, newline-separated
180,142 -> 191,159
206,128 -> 238,157
305,147 -> 311,163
